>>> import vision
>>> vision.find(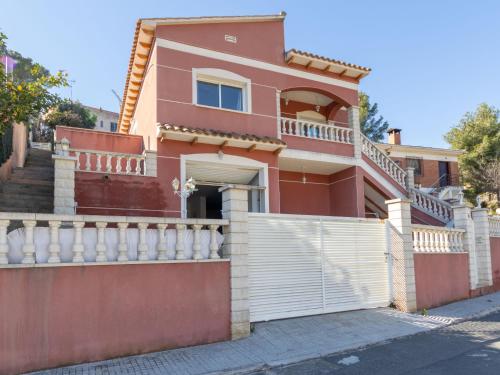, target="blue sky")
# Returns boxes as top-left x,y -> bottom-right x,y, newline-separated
1,0 -> 499,147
